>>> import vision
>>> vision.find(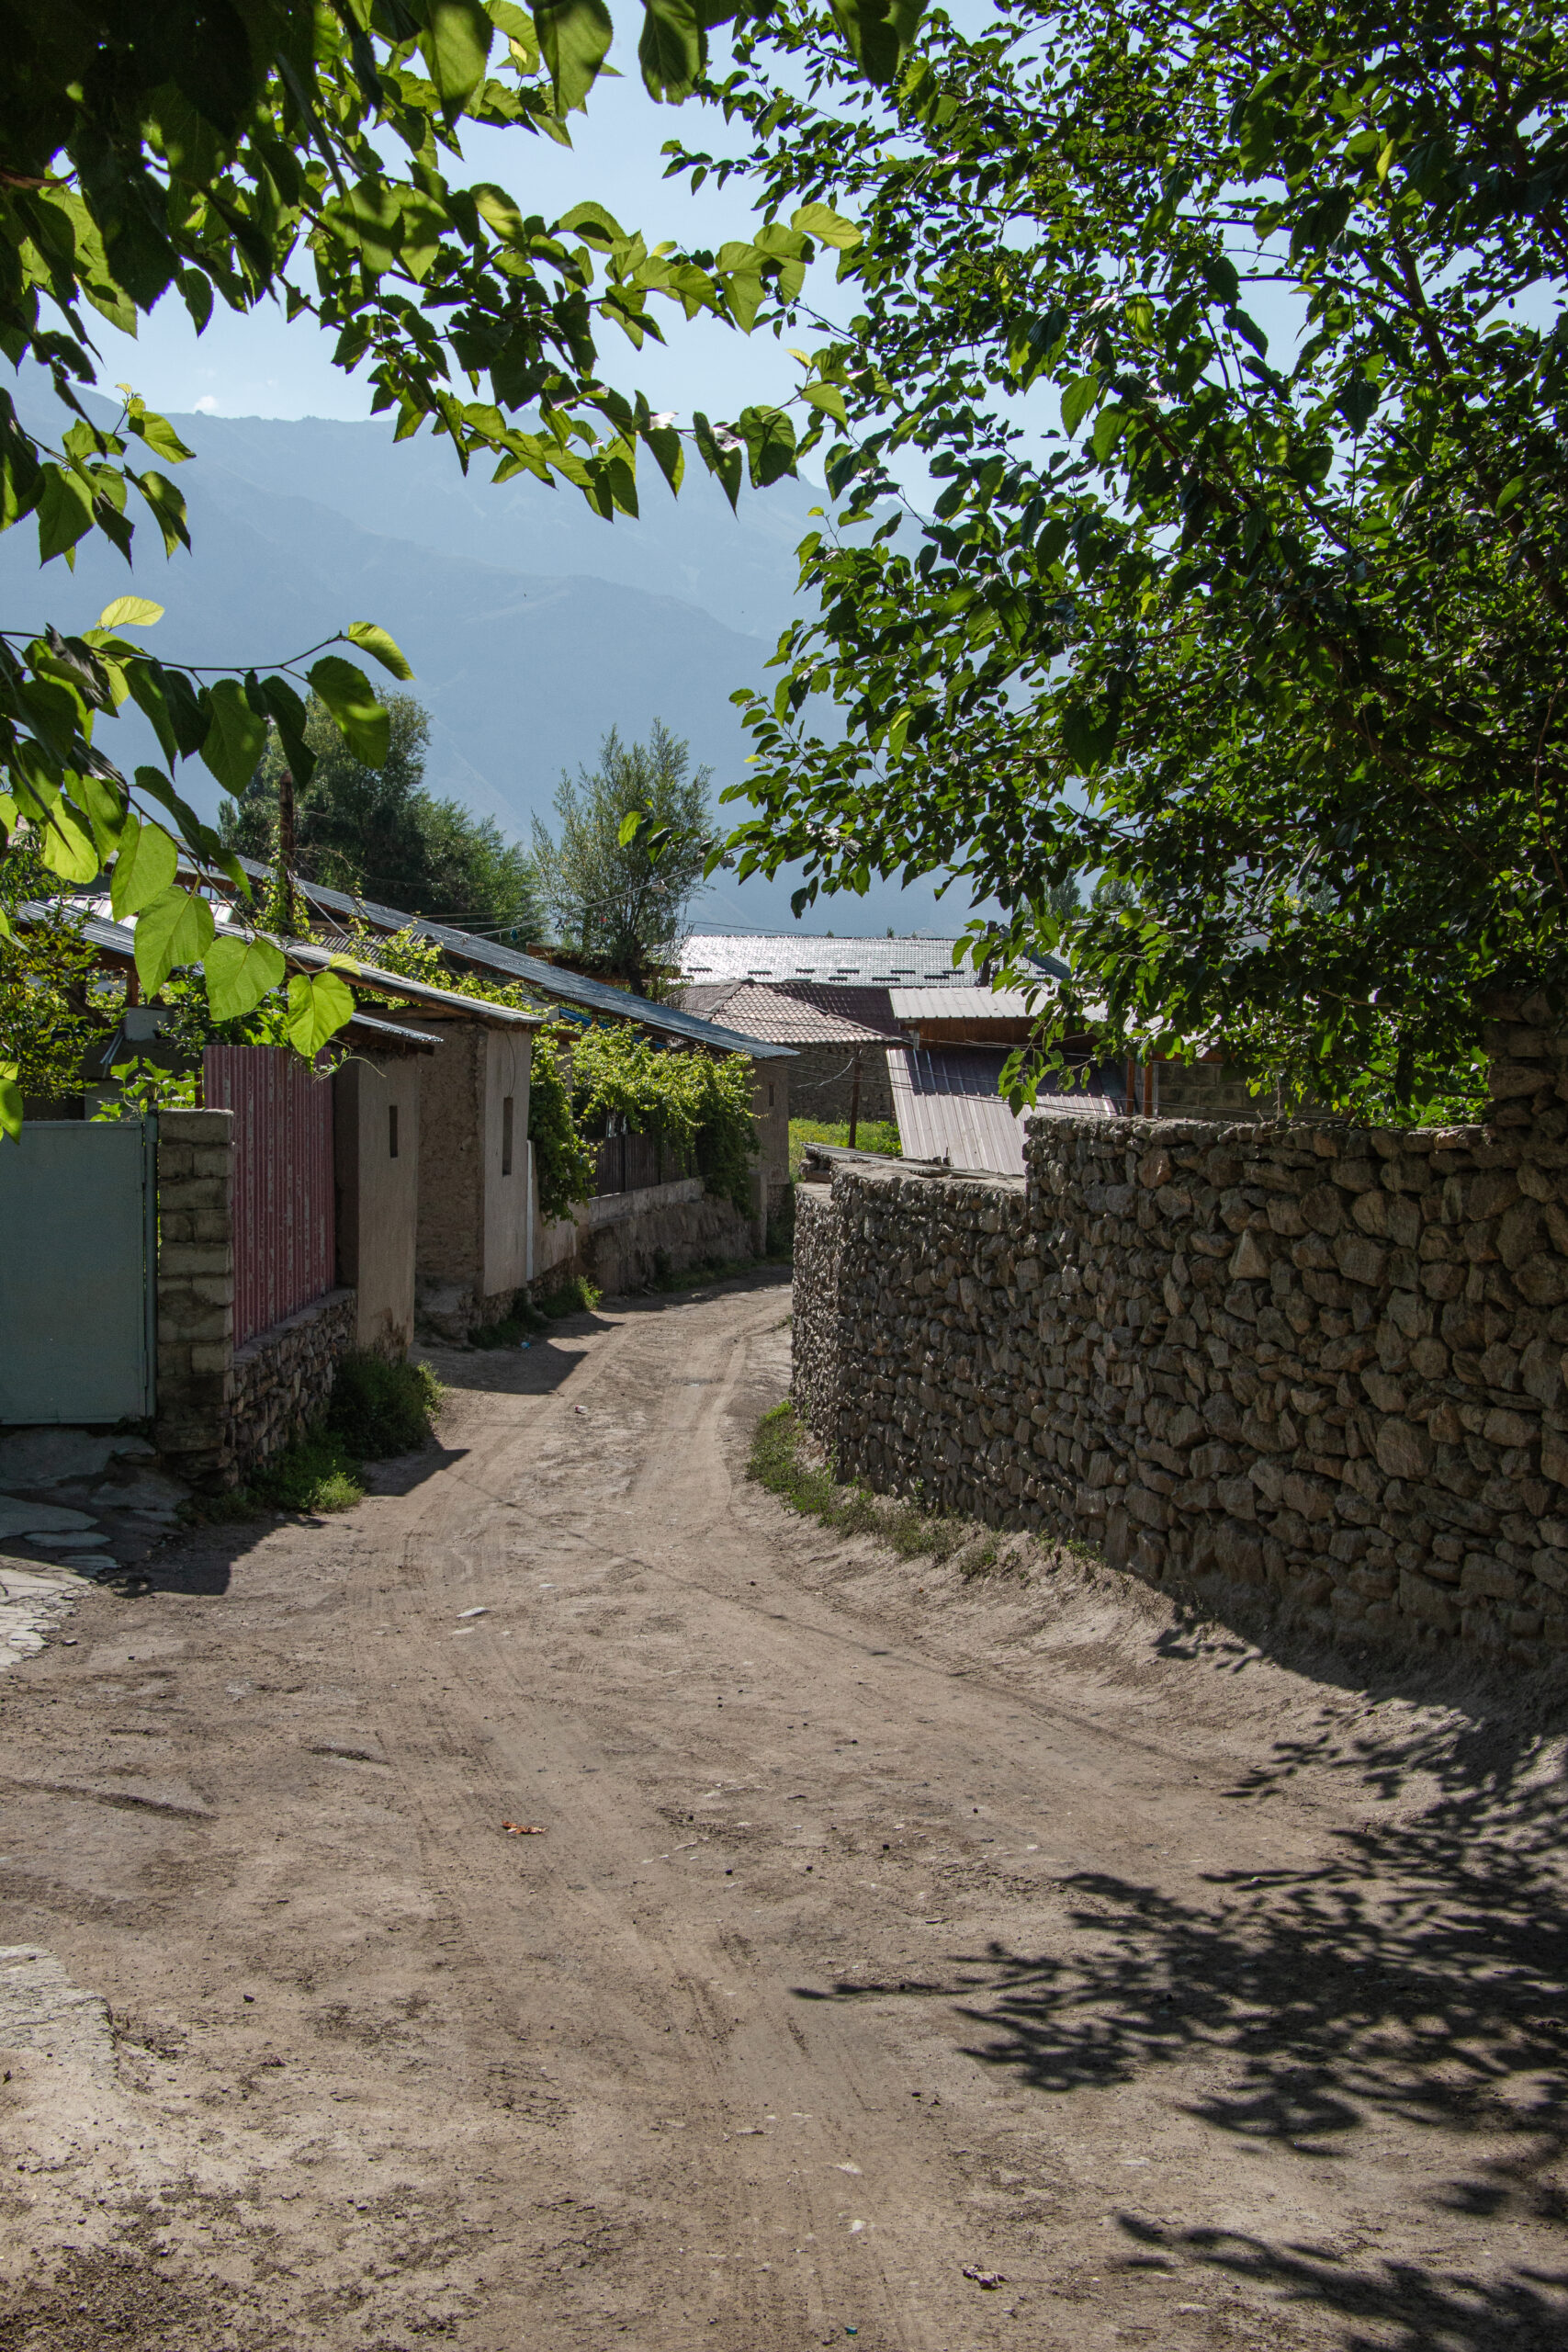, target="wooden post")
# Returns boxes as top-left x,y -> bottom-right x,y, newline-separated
848,1050 -> 862,1148
276,766 -> 298,936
